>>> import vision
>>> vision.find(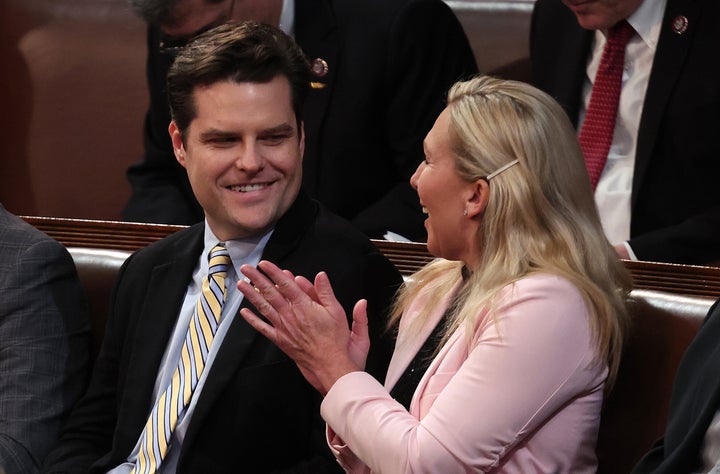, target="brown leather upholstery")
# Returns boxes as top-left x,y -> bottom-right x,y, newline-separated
0,0 -> 146,220
597,290 -> 714,473
67,247 -> 131,360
